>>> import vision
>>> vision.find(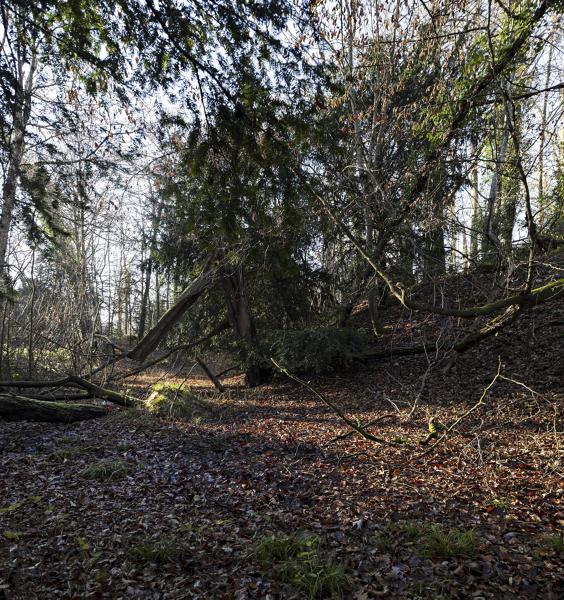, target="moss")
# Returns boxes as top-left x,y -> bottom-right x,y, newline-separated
145,383 -> 210,420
